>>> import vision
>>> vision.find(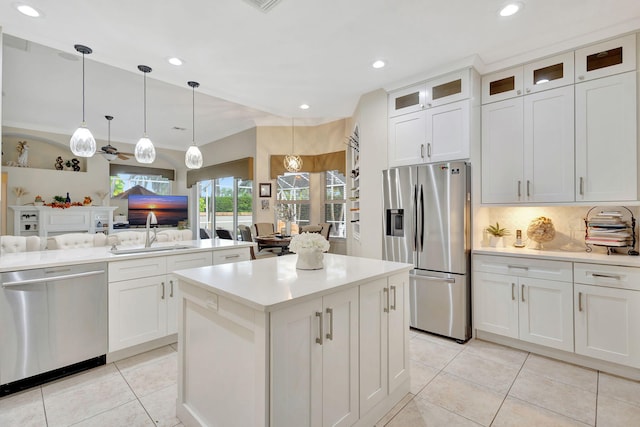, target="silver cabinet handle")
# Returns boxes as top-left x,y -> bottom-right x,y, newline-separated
521,284 -> 525,302
326,308 -> 333,340
224,254 -> 240,259
383,287 -> 389,313
578,292 -> 583,312
579,177 -> 584,196
591,273 -> 621,280
508,265 -> 529,270
511,283 -> 515,301
427,143 -> 432,158
170,280 -> 174,298
315,311 -> 323,344
411,274 -> 455,283
161,281 -> 165,300
578,75 -> 585,81
390,285 -> 397,311
420,144 -> 425,159
527,180 -> 531,197
2,270 -> 105,287
517,89 -> 522,95
517,181 -> 522,198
